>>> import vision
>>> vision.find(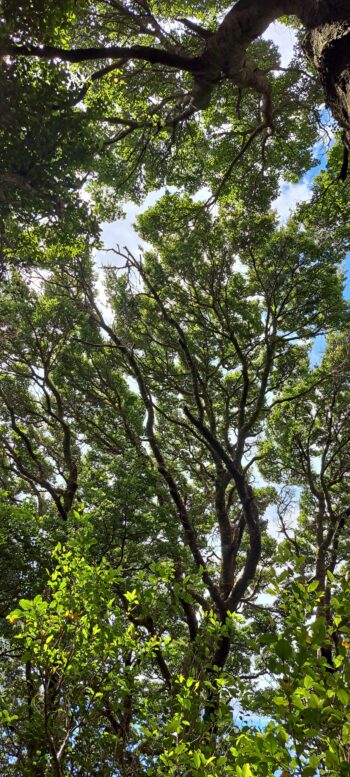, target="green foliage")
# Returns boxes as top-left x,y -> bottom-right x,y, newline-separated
1,1 -> 350,773
0,191 -> 349,770
4,544 -> 350,774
